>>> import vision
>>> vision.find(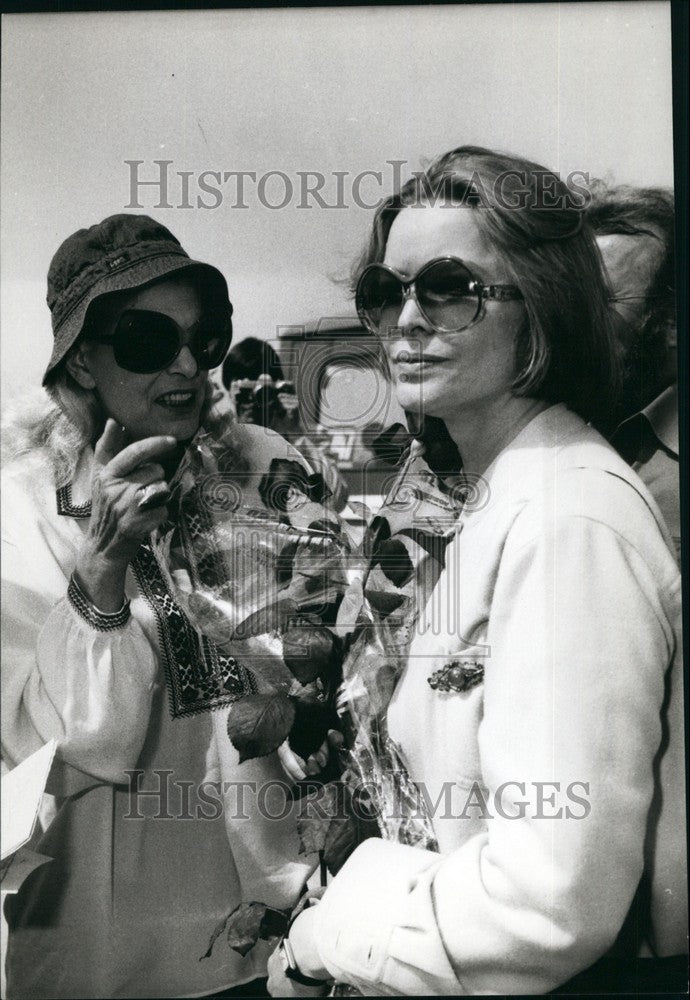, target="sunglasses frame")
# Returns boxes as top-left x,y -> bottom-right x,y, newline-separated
356,256 -> 523,336
90,306 -> 233,374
